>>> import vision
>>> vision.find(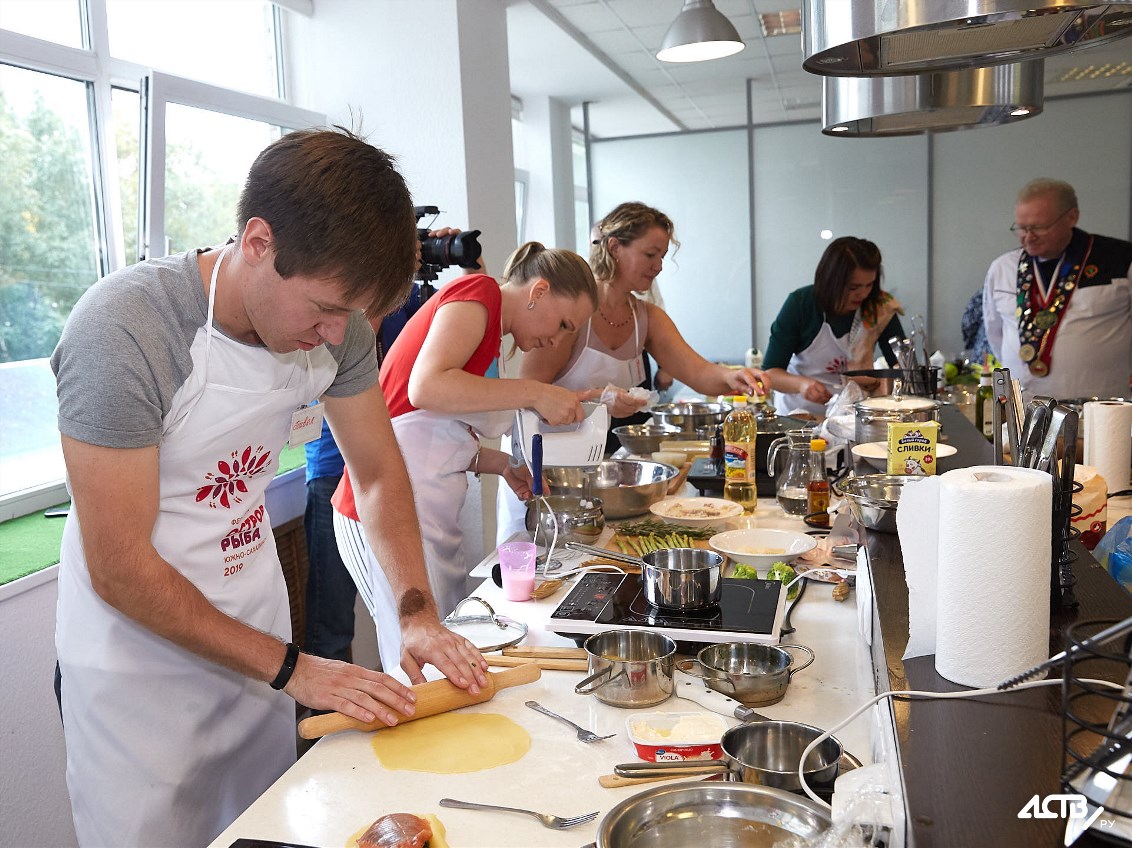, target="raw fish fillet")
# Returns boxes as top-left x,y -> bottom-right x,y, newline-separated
357,812 -> 433,848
